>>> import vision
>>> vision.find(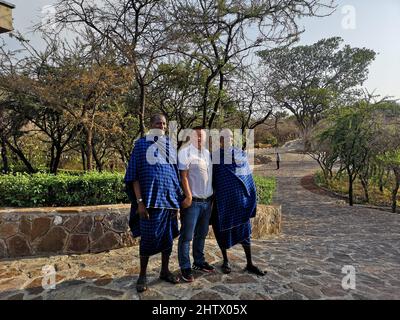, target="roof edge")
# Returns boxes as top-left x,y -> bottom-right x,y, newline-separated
0,1 -> 15,9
